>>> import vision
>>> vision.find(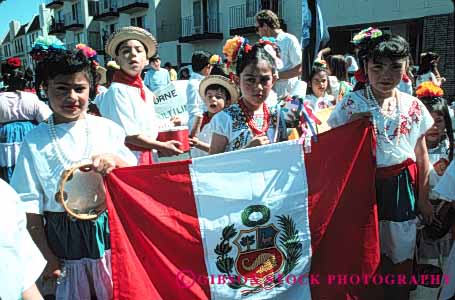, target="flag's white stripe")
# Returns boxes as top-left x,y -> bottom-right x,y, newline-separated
190,141 -> 312,300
